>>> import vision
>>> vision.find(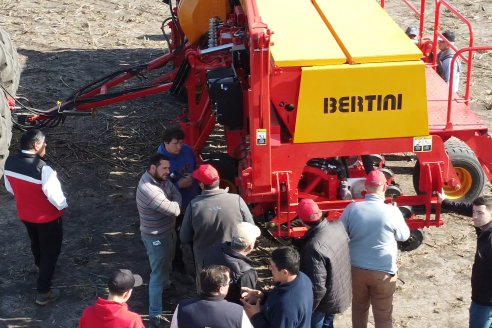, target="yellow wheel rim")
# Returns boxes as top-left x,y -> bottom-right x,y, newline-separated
443,167 -> 473,200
